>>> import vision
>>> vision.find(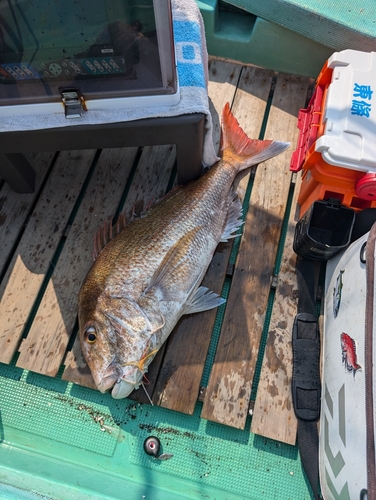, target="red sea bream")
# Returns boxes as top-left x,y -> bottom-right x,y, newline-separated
78,103 -> 290,399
